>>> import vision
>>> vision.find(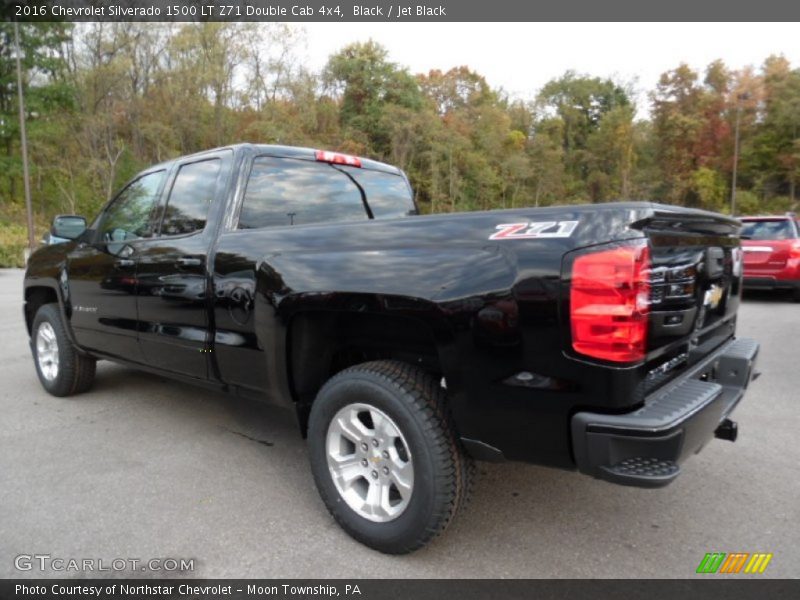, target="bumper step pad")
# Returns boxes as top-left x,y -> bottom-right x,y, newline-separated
602,457 -> 680,483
